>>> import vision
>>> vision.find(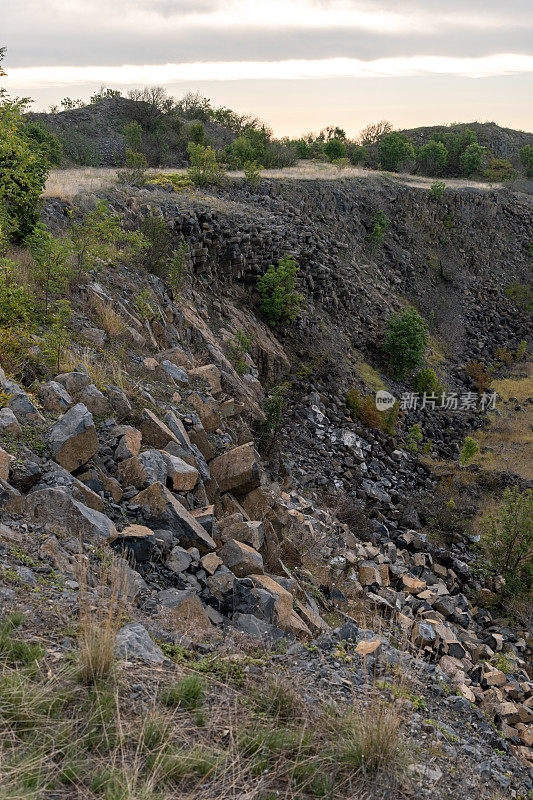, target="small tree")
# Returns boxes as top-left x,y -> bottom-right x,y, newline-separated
519,145 -> 533,178
324,137 -> 347,162
367,210 -> 390,252
383,309 -> 428,379
460,143 -> 484,176
68,200 -> 124,281
482,487 -> 533,597
186,143 -> 225,186
406,423 -> 423,452
243,160 -> 261,185
257,255 -> 302,326
27,225 -> 73,314
459,436 -> 479,465
123,121 -> 143,149
430,180 -> 446,200
417,141 -> 447,176
378,132 -> 414,172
